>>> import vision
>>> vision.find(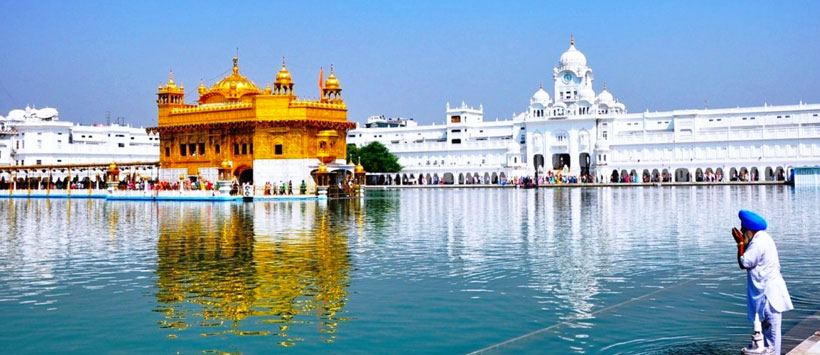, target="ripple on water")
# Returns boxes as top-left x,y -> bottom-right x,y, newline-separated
0,187 -> 819,353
